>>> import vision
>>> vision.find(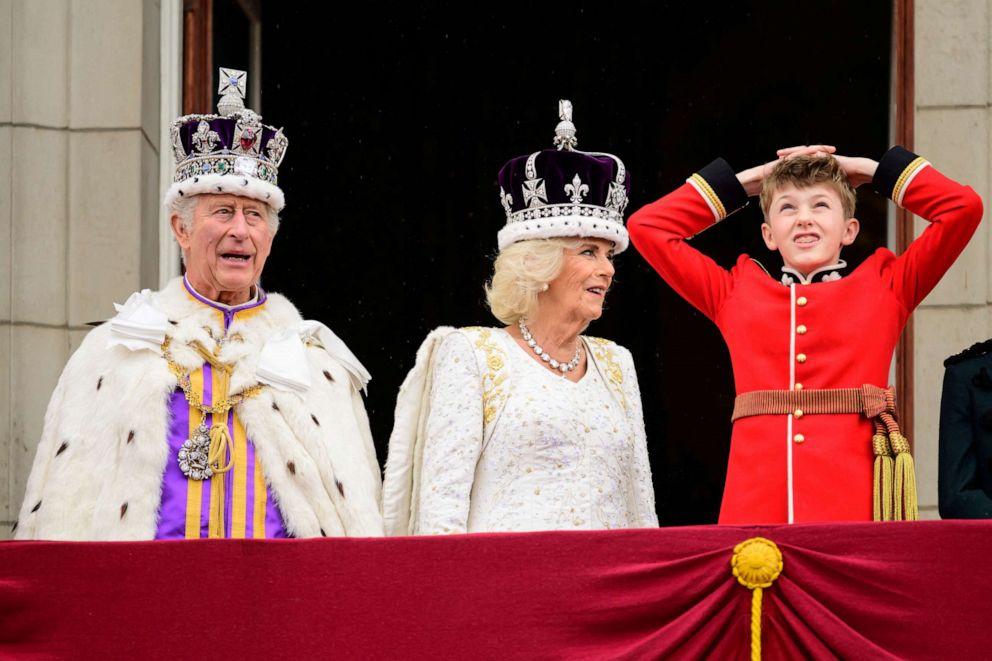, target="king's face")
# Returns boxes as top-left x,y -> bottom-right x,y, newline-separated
174,193 -> 274,305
